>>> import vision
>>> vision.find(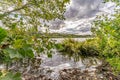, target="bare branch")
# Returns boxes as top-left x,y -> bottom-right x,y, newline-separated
4,3 -> 29,15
